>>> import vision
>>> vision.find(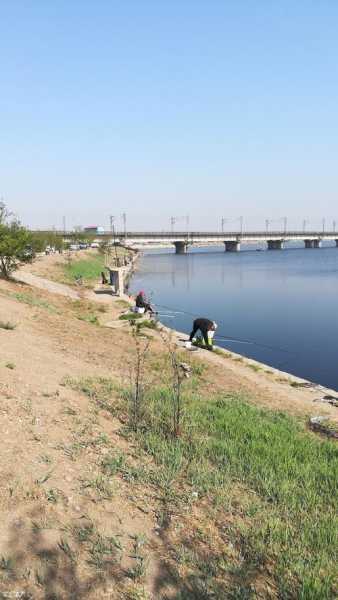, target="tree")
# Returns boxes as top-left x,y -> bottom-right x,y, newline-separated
0,202 -> 33,278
